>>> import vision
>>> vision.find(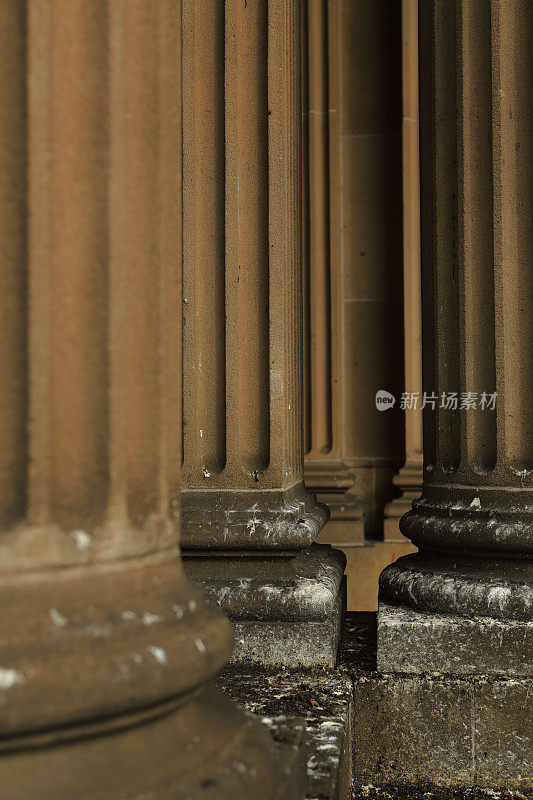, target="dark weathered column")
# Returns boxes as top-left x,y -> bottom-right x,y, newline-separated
0,2 -> 301,796
379,0 -> 533,676
181,0 -> 345,667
